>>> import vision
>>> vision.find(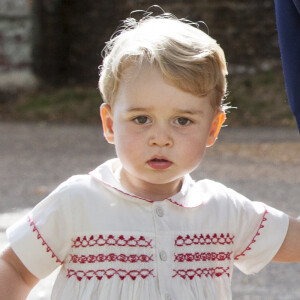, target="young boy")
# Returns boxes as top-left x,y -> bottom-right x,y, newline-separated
0,11 -> 300,300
